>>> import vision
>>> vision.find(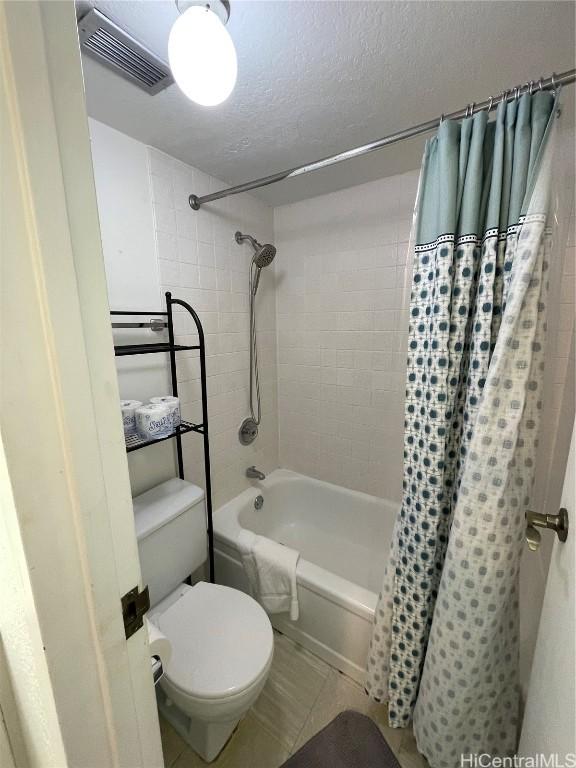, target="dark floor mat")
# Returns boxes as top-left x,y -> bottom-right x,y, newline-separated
280,710 -> 402,768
